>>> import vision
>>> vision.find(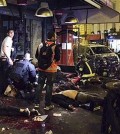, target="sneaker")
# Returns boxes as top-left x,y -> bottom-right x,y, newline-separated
34,104 -> 40,109
30,108 -> 41,116
44,105 -> 54,111
23,108 -> 30,117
